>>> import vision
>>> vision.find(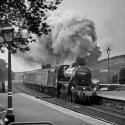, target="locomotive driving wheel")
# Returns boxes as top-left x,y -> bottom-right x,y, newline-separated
71,92 -> 75,103
71,90 -> 77,103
